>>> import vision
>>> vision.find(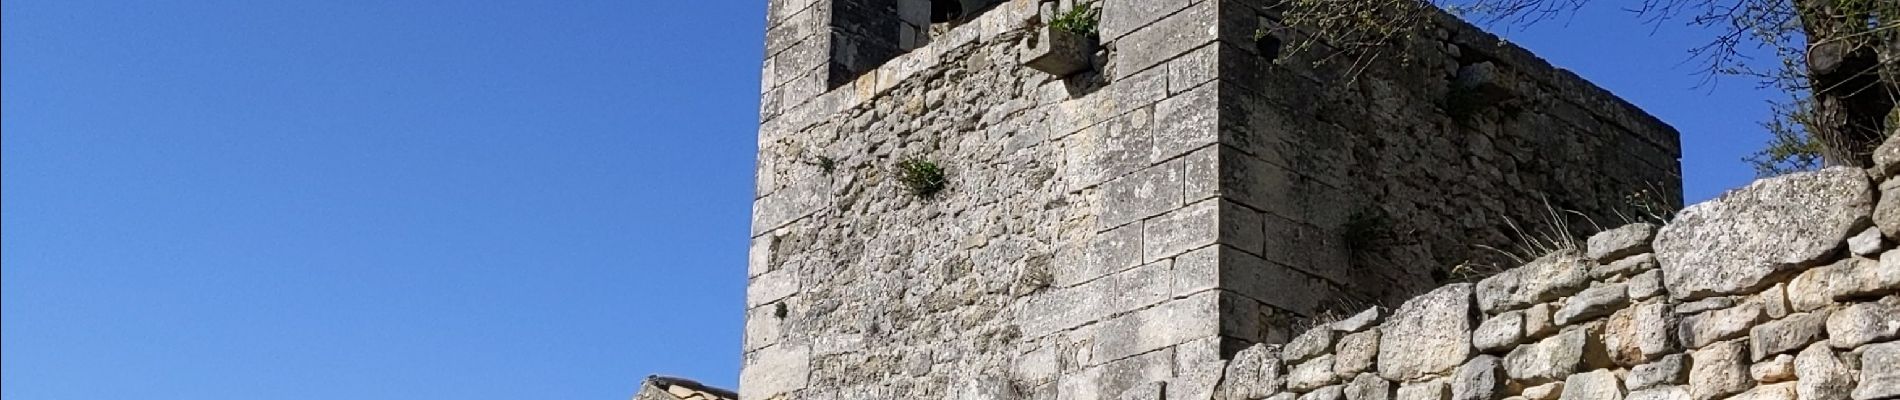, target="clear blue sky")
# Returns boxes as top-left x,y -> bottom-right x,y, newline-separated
2,1 -> 1778,399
